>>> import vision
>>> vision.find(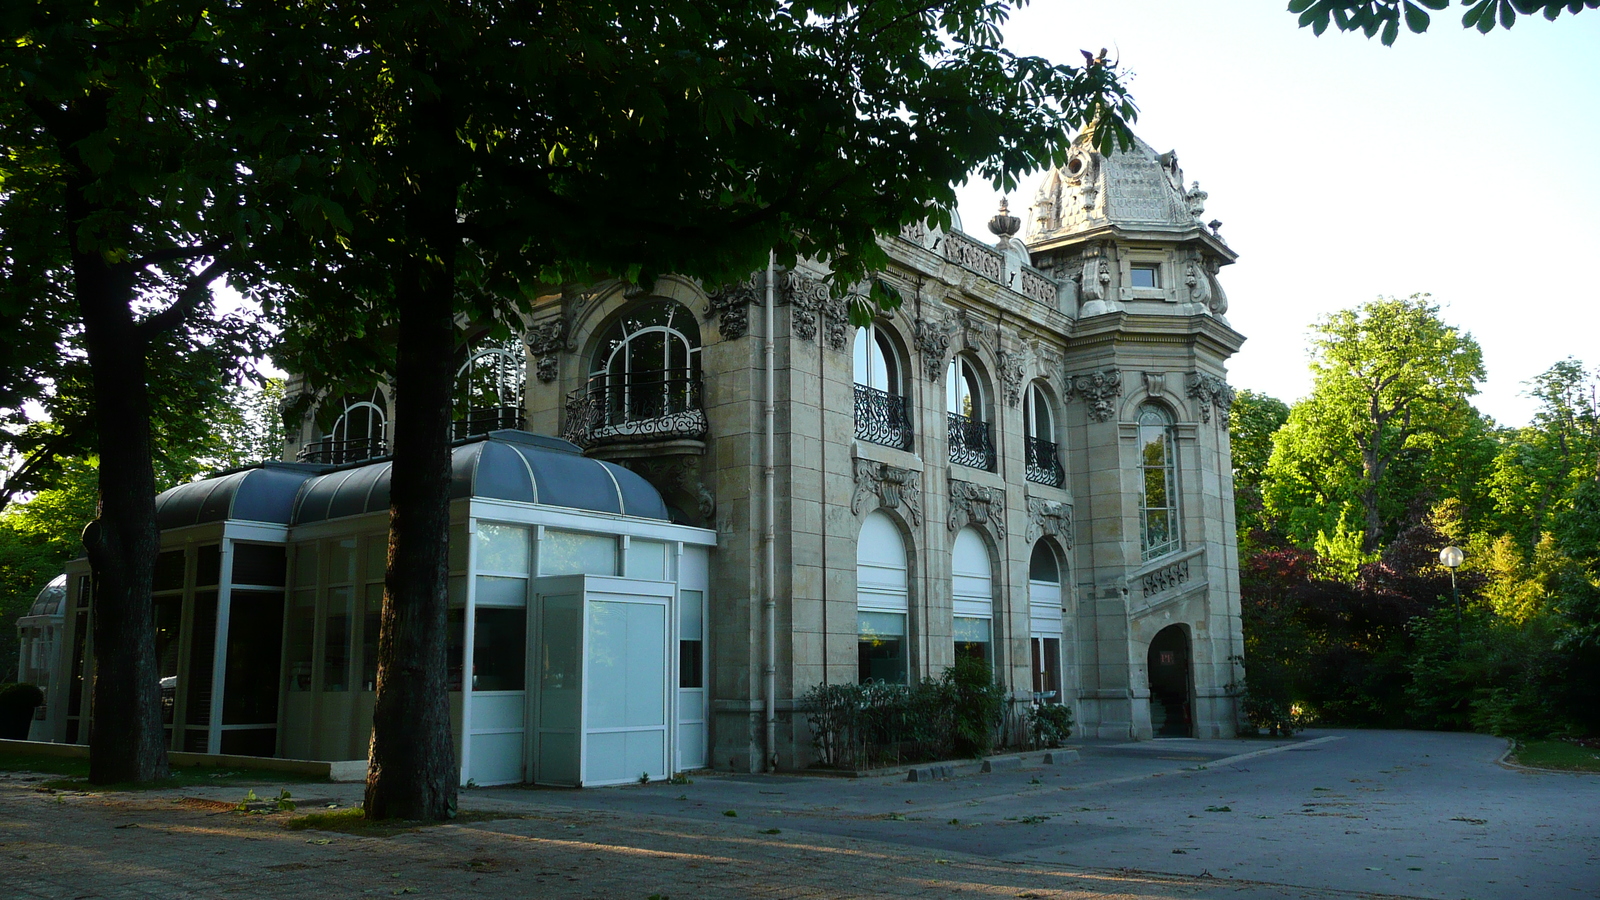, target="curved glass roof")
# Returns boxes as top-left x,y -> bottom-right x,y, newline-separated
295,431 -> 668,524
154,431 -> 669,530
26,574 -> 67,618
156,464 -> 324,530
